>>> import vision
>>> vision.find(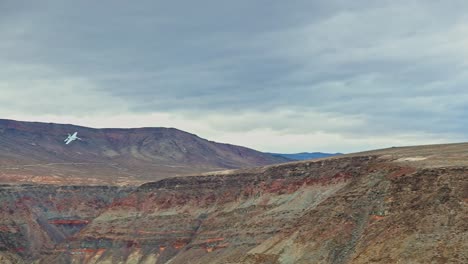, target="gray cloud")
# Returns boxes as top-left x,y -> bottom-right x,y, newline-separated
1,0 -> 468,152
